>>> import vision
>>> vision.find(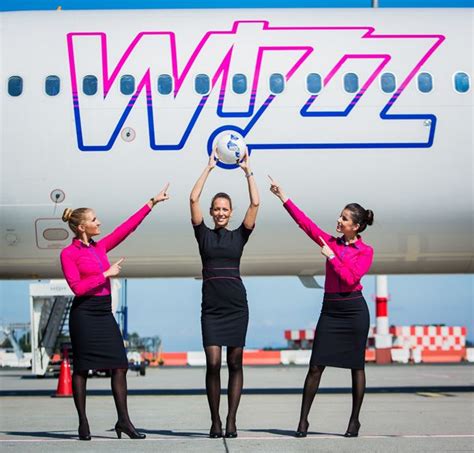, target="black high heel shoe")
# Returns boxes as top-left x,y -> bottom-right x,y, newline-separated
295,420 -> 309,438
225,417 -> 238,438
209,420 -> 223,438
209,430 -> 223,438
344,420 -> 361,438
78,422 -> 91,441
114,422 -> 146,439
